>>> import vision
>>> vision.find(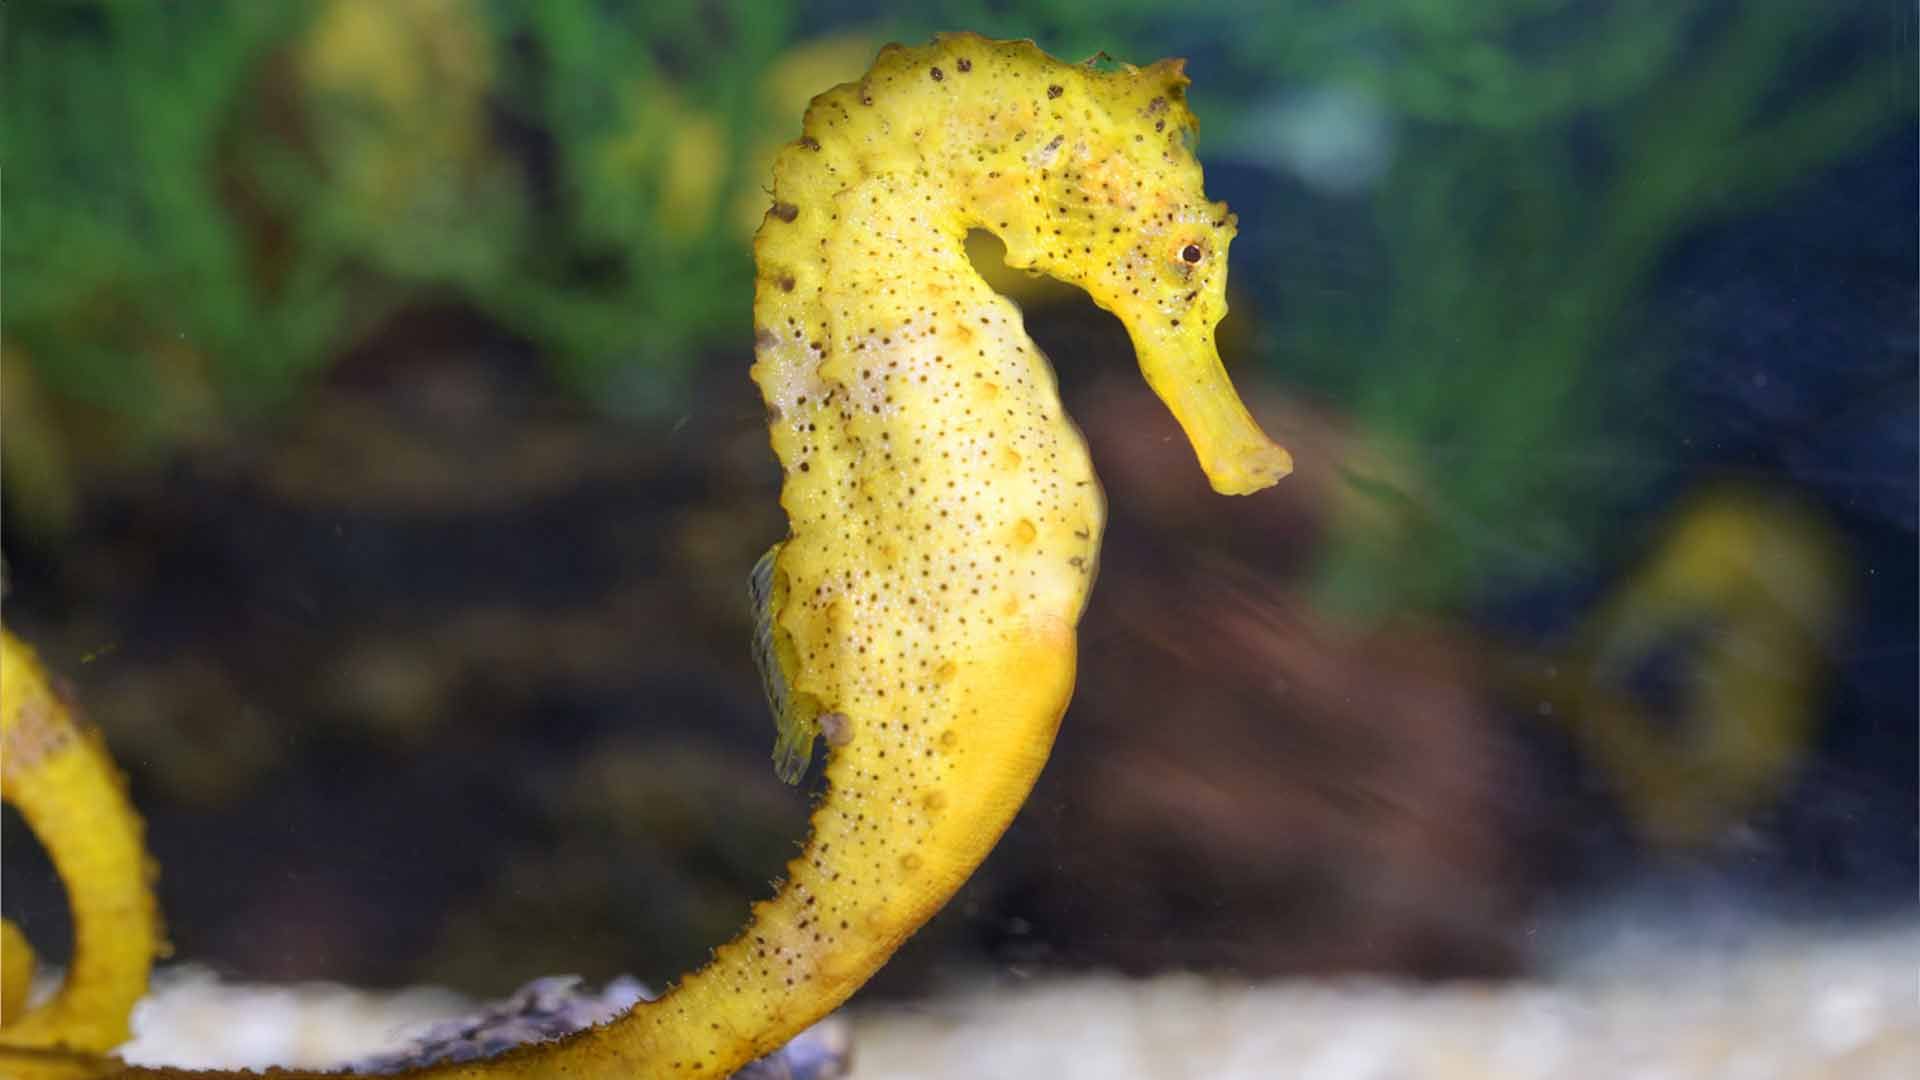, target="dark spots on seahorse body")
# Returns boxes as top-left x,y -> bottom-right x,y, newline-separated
956,57 -> 972,73
1047,84 -> 1063,99
778,274 -> 796,293
929,66 -> 944,82
799,135 -> 821,151
771,201 -> 799,222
